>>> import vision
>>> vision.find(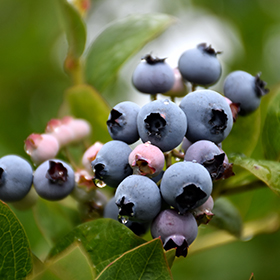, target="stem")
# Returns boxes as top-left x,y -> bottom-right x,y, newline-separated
150,94 -> 158,101
171,149 -> 185,160
164,152 -> 173,168
212,180 -> 266,199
